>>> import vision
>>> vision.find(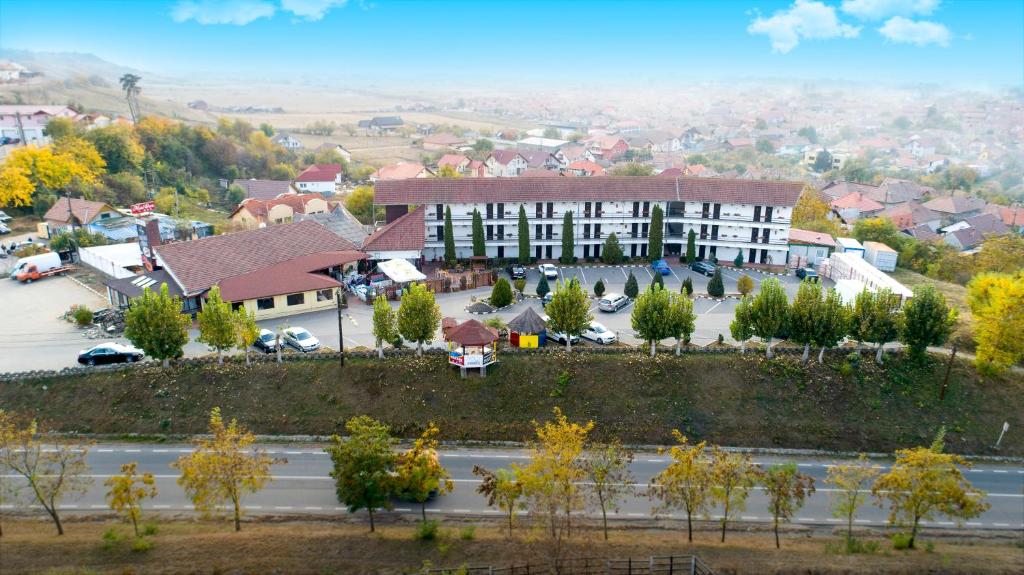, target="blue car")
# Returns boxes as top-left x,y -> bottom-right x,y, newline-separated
651,259 -> 671,275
